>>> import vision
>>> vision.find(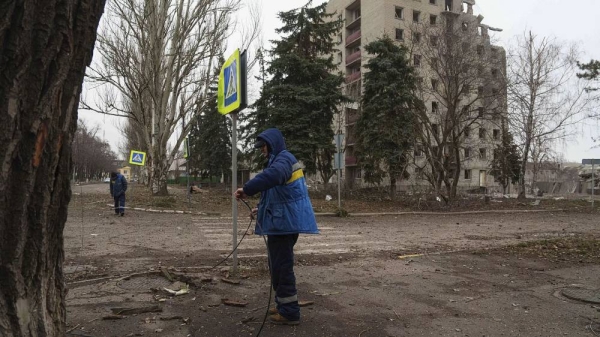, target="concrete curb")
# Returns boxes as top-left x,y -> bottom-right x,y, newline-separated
106,204 -> 563,218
